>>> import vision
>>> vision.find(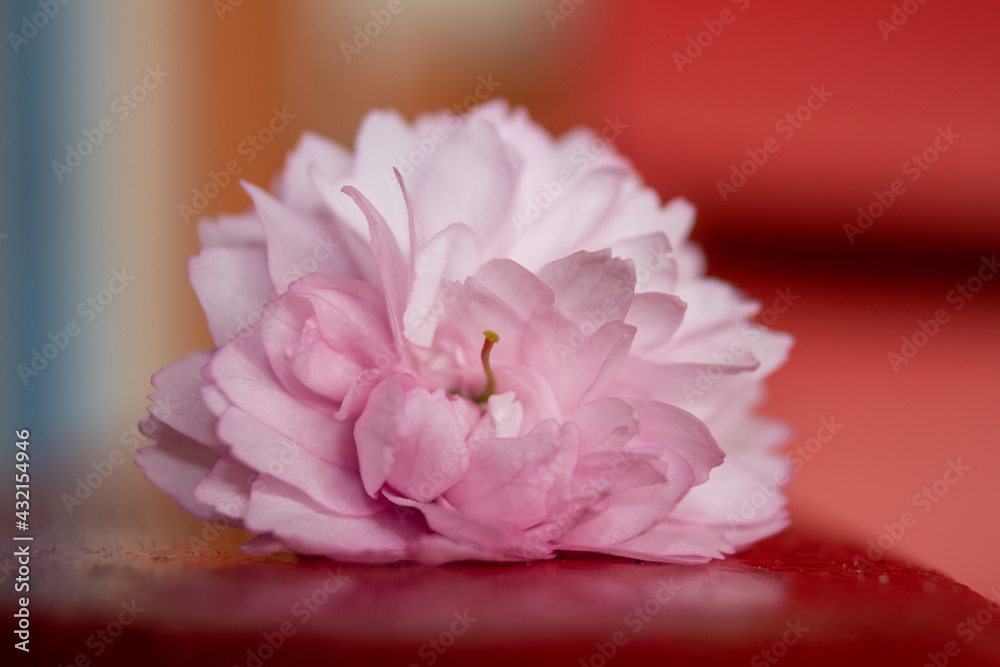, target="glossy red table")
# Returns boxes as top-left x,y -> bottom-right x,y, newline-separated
21,525 -> 1000,666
